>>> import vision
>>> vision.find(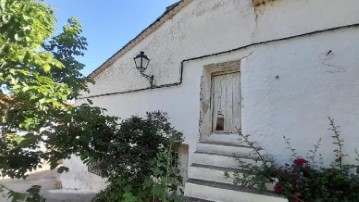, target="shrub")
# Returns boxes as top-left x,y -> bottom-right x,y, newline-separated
1,185 -> 45,202
92,111 -> 184,202
227,118 -> 359,202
